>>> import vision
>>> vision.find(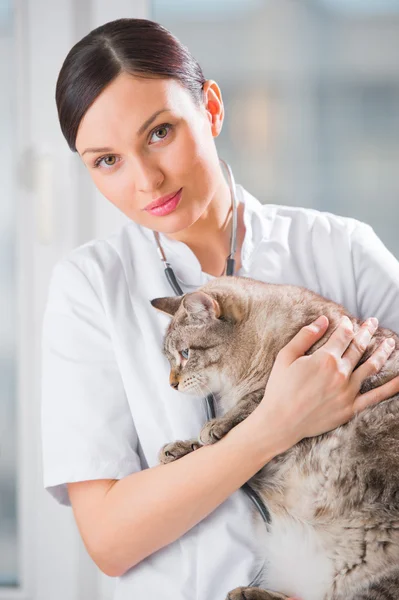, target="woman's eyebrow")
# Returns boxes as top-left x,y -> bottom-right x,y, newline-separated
81,108 -> 172,156
137,108 -> 171,136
